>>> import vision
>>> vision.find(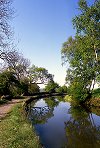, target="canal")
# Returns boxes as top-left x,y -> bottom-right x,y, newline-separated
25,96 -> 100,148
